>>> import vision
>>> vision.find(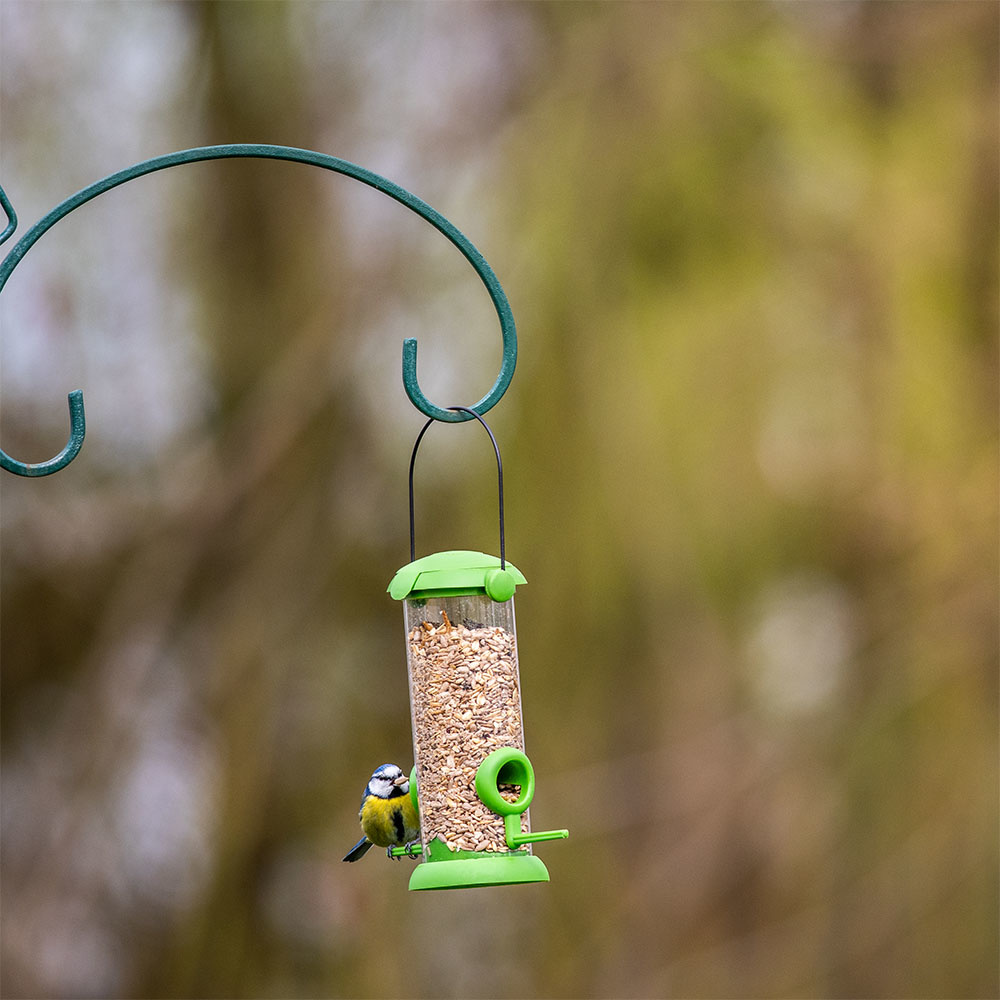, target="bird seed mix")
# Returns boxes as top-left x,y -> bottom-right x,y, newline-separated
407,611 -> 530,854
